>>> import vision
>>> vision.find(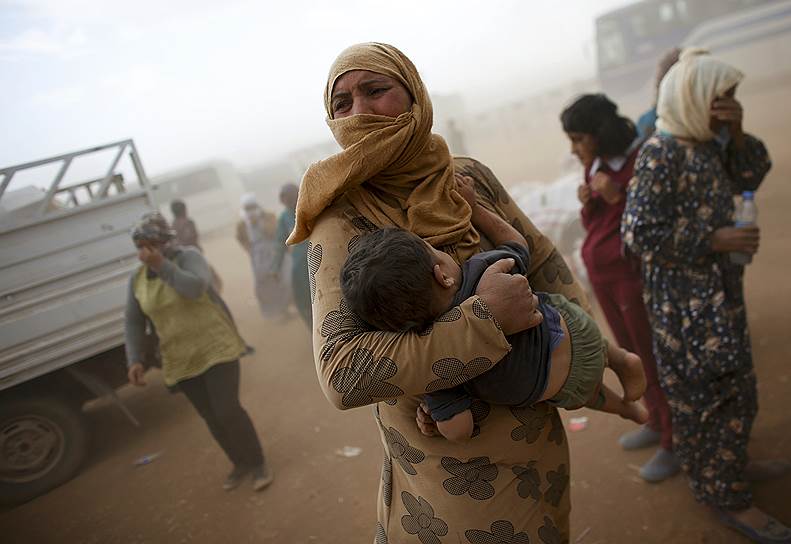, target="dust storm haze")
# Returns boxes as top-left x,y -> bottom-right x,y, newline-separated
2,1 -> 791,542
